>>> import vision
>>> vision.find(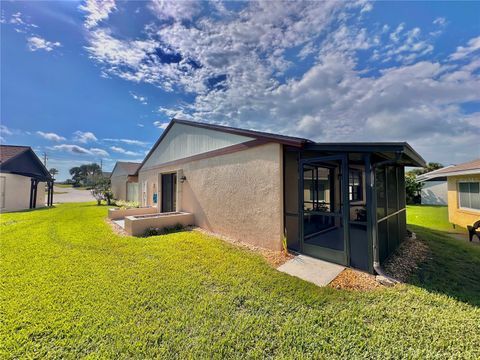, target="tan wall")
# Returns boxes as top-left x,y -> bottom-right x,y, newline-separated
447,174 -> 480,228
138,142 -> 284,250
0,173 -> 45,212
111,175 -> 128,200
